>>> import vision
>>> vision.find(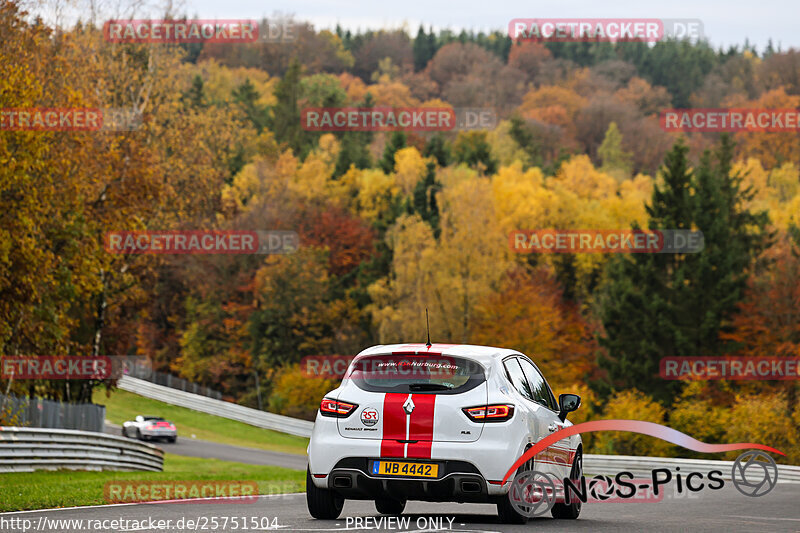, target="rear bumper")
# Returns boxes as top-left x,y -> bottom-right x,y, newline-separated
140,429 -> 176,438
323,458 -> 502,503
308,416 -> 519,497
